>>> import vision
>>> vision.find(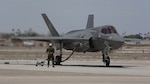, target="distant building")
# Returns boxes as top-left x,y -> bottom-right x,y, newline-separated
0,37 -> 13,46
144,34 -> 150,40
13,40 -> 48,47
0,32 -> 48,47
140,40 -> 150,44
0,39 -> 6,46
34,41 -> 48,47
